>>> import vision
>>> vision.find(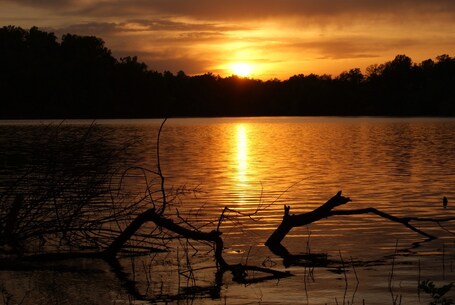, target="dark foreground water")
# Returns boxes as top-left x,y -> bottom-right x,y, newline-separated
1,117 -> 455,305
